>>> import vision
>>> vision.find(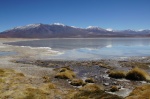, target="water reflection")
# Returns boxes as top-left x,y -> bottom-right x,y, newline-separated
6,38 -> 150,60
